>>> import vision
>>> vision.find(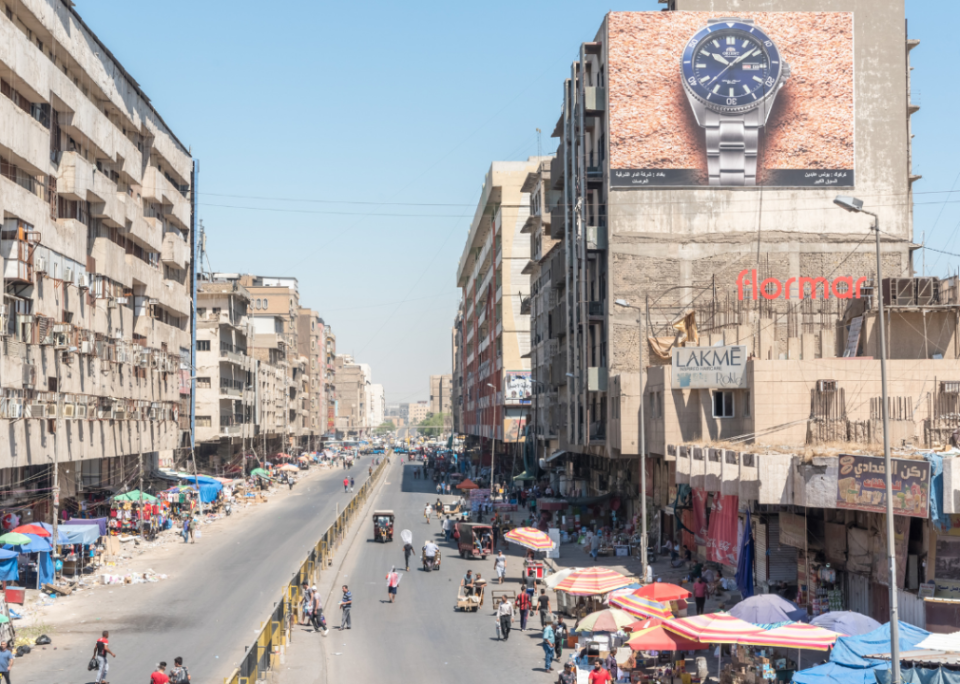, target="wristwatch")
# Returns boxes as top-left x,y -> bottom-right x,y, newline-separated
680,18 -> 791,186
